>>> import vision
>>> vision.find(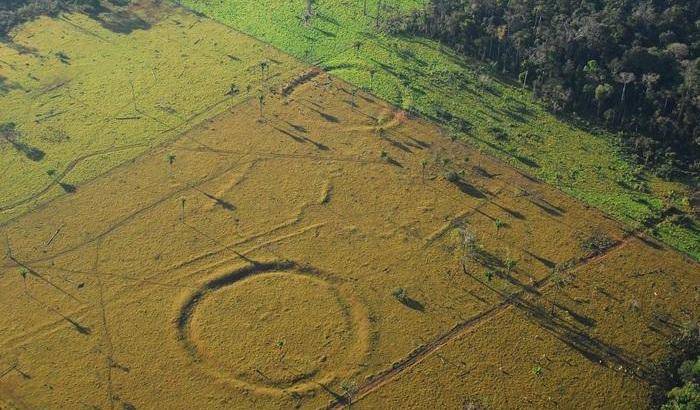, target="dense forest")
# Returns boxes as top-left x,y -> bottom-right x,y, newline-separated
386,0 -> 700,177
